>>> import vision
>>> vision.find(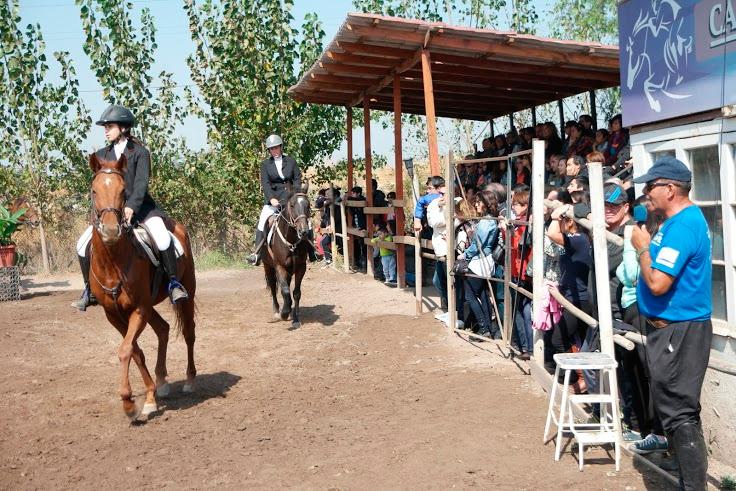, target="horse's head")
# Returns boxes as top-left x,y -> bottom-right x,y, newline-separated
286,182 -> 311,241
7,196 -> 39,227
89,153 -> 128,246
